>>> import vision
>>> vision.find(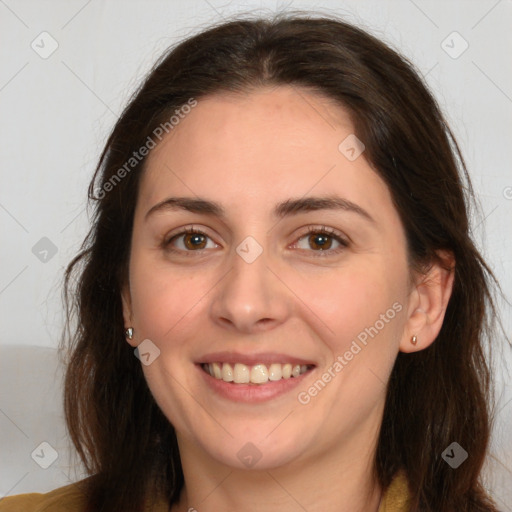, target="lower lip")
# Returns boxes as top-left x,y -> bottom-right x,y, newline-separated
196,364 -> 315,403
